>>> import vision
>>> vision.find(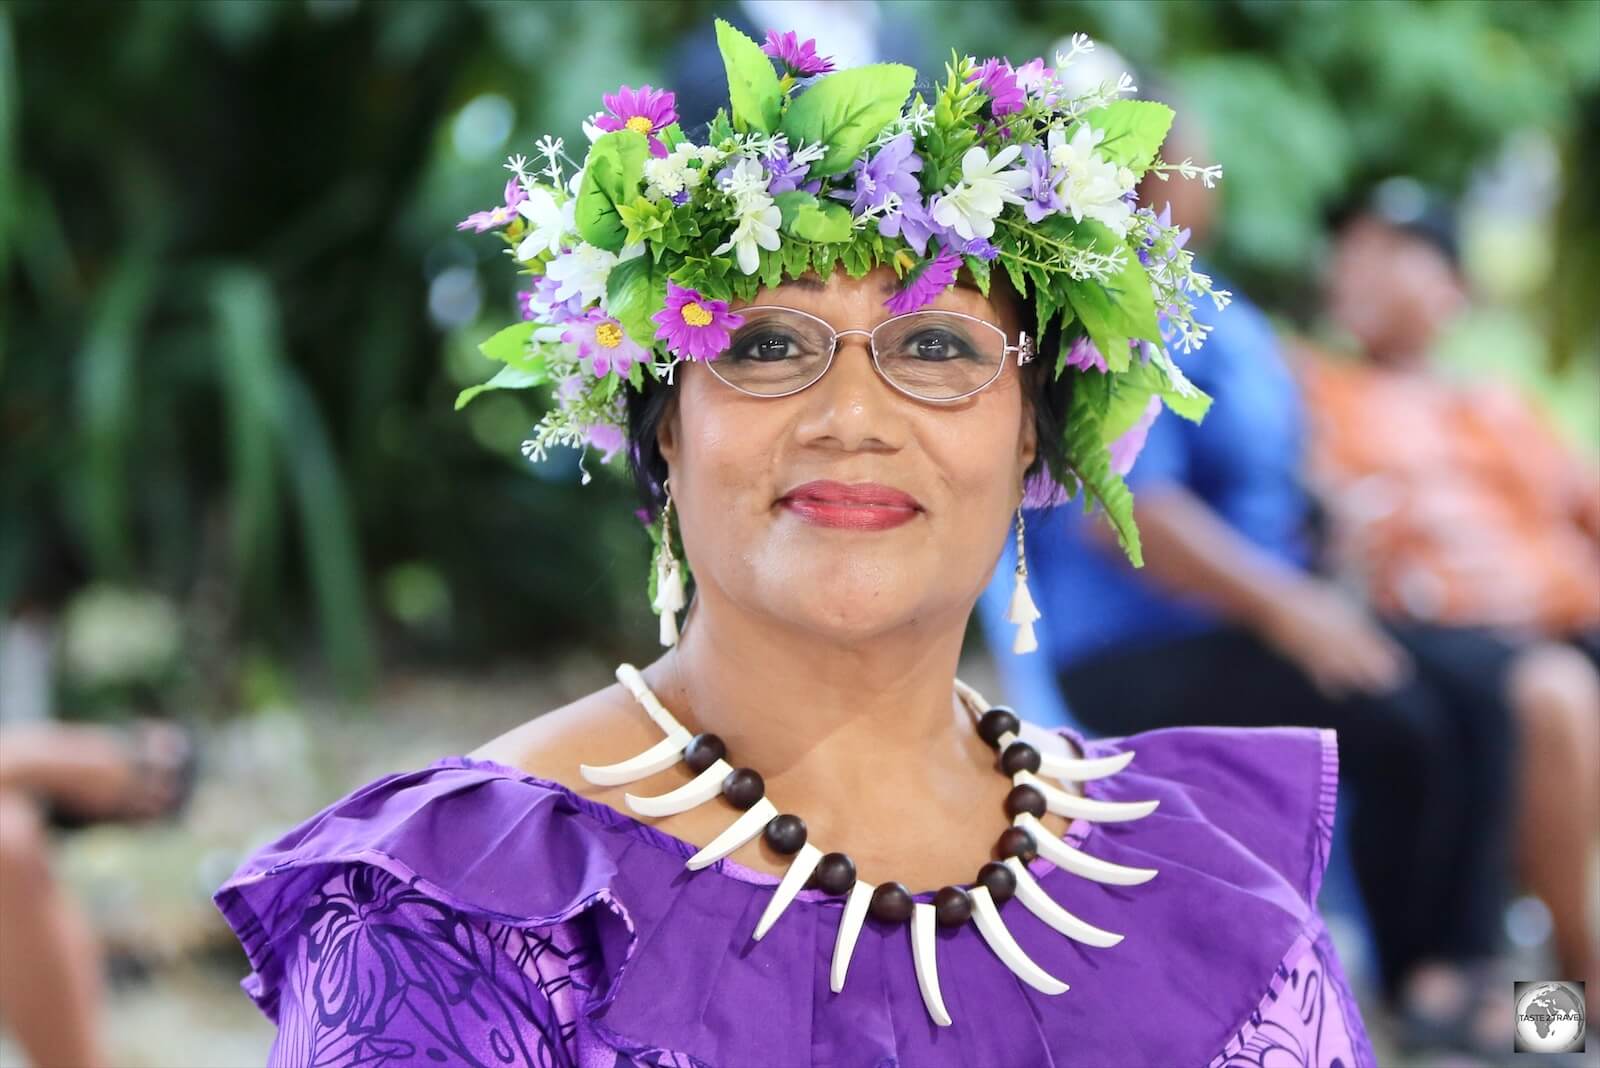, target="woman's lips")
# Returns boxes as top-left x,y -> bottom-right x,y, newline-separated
776,480 -> 923,531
